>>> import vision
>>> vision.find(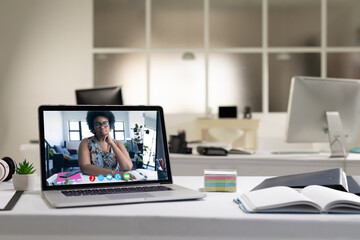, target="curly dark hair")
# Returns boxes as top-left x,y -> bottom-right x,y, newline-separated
86,111 -> 115,135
